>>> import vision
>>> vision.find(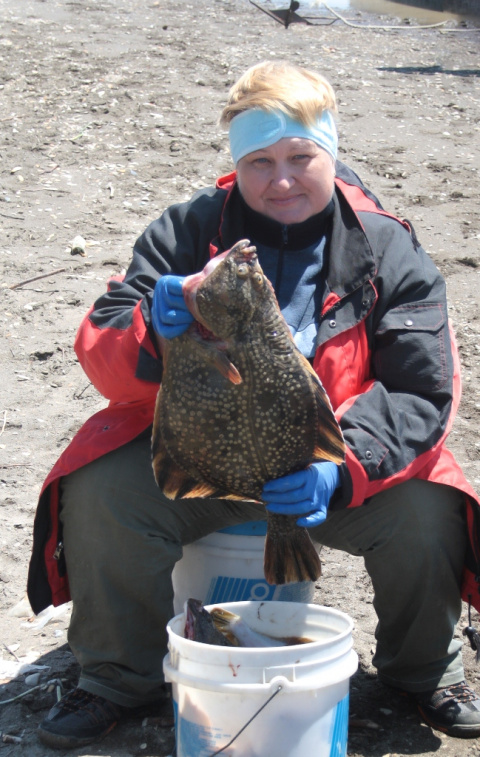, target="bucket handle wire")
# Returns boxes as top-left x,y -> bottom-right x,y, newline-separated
208,683 -> 283,756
